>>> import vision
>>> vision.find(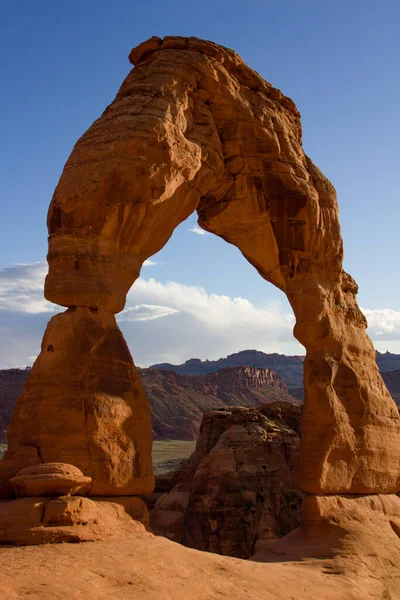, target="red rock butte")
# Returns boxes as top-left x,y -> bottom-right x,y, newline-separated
0,37 -> 399,581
